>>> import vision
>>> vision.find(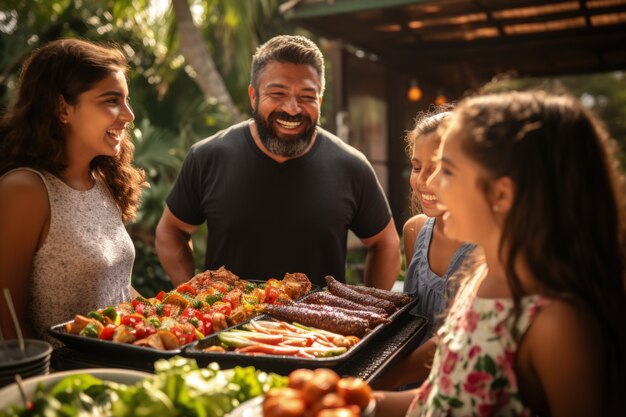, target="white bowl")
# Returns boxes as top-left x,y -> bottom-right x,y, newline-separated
228,395 -> 376,417
0,368 -> 152,411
